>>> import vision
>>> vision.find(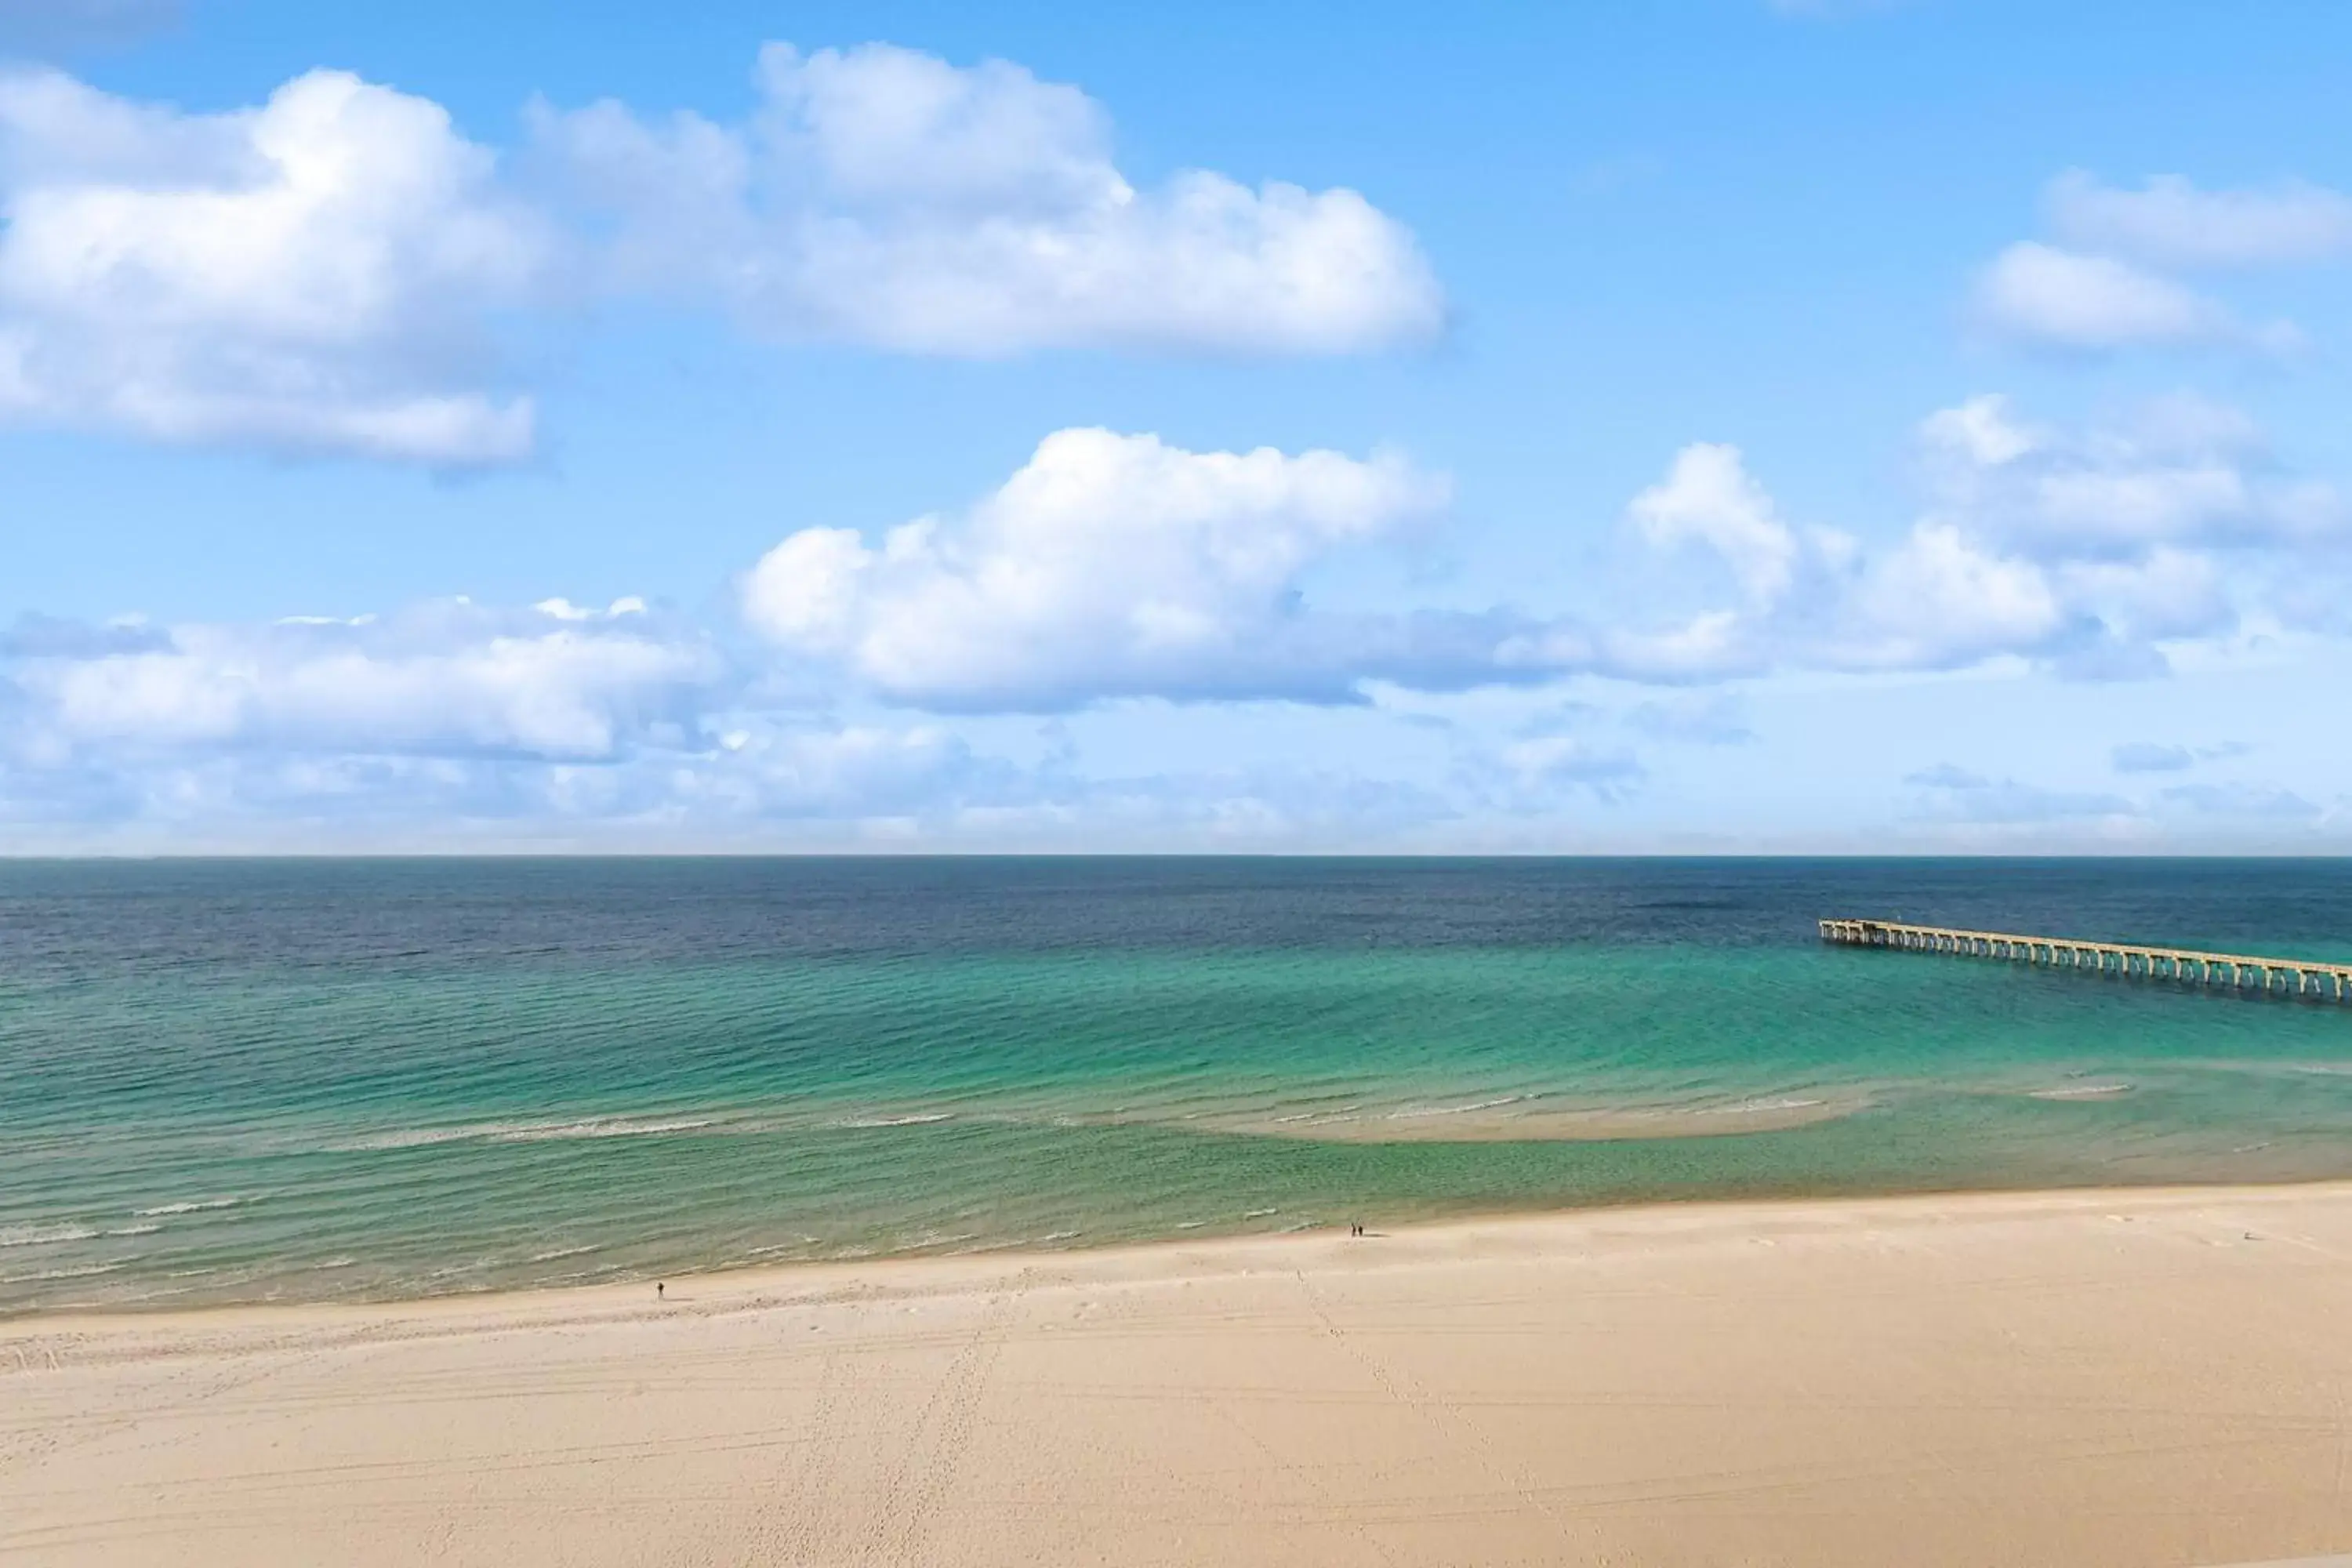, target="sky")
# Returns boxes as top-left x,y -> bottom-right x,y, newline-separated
4,0 -> 2351,852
